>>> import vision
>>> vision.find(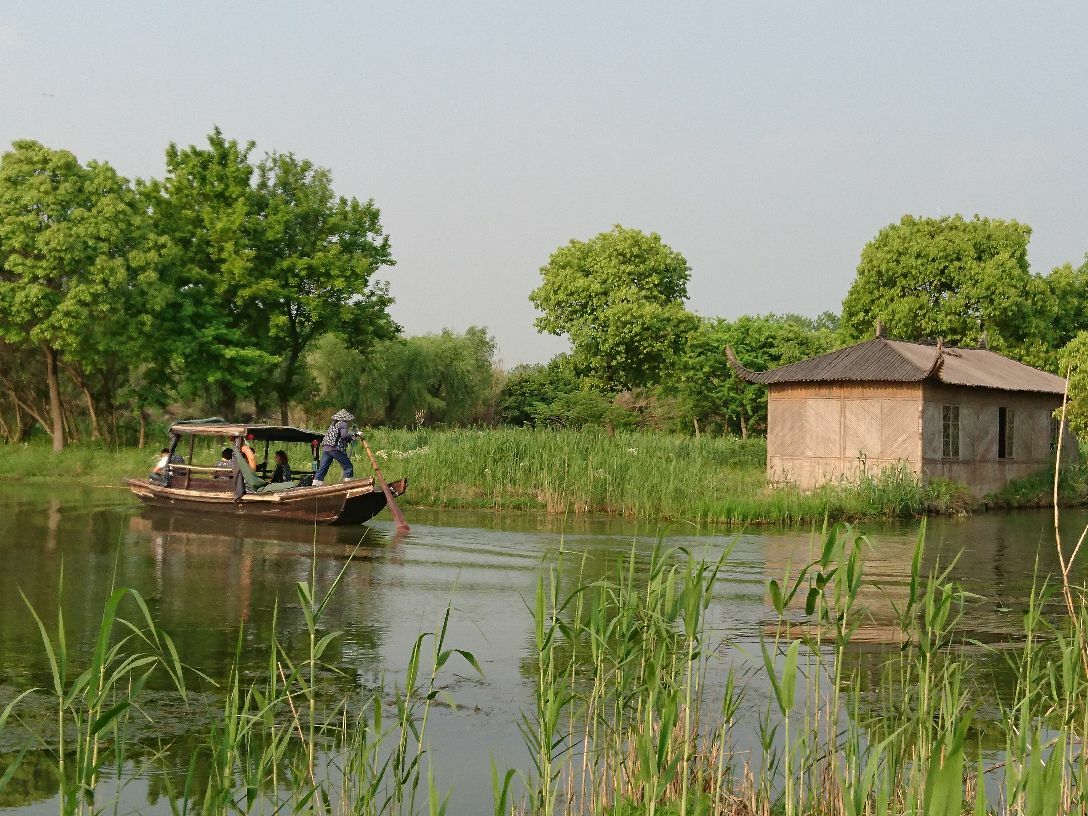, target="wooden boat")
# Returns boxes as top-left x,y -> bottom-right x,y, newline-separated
125,419 -> 407,526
